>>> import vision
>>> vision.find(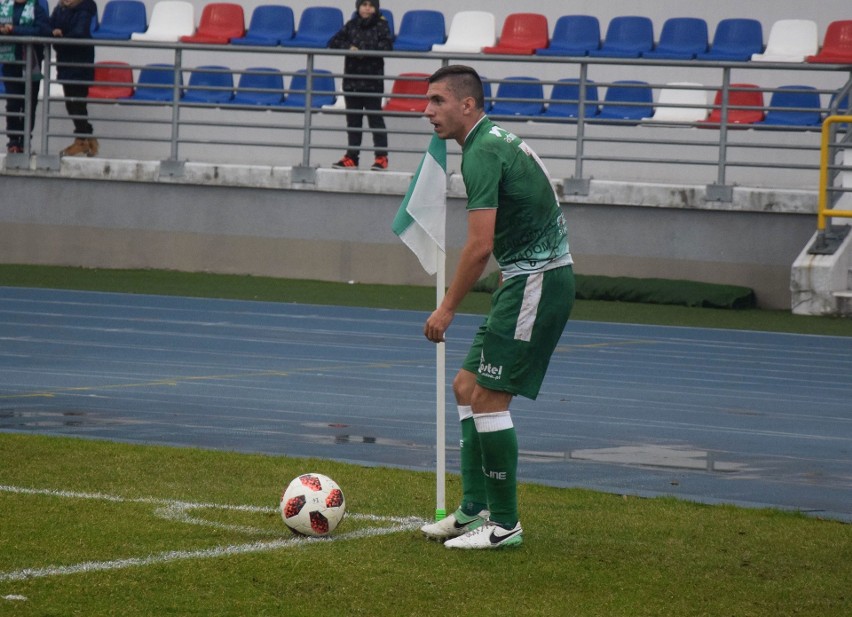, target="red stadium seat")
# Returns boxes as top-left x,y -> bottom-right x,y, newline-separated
483,13 -> 548,55
700,84 -> 765,126
87,61 -> 134,99
382,73 -> 430,112
180,3 -> 244,44
807,20 -> 852,64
